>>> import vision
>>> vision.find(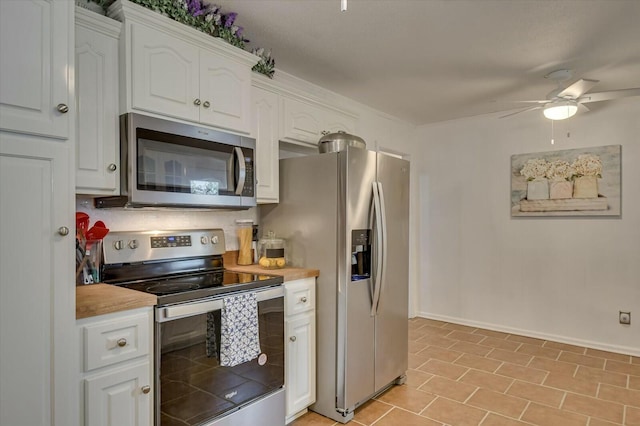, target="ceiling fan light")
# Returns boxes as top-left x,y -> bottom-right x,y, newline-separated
543,101 -> 578,120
